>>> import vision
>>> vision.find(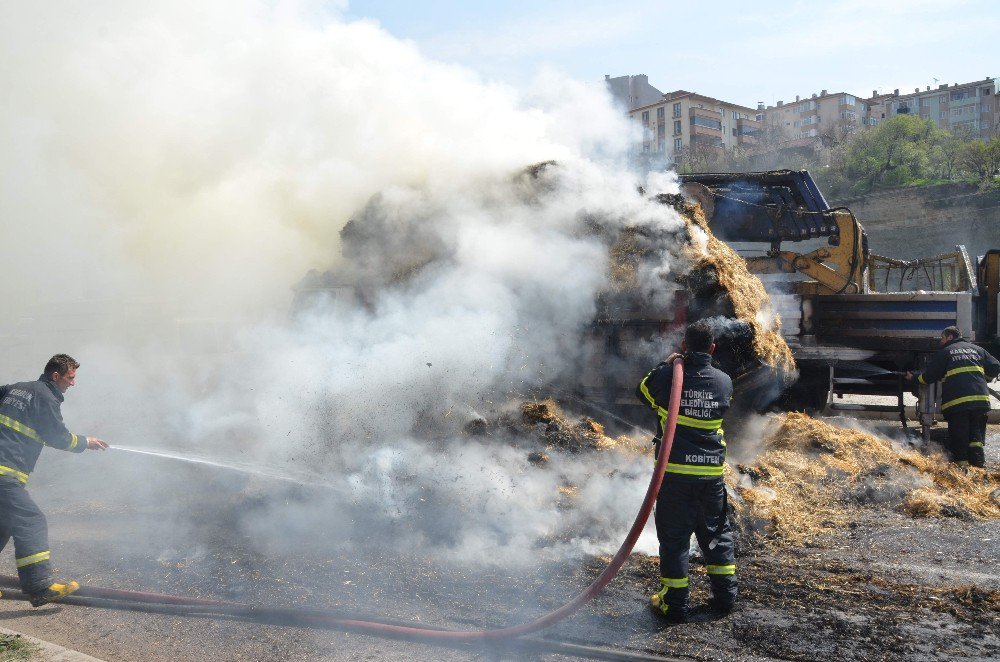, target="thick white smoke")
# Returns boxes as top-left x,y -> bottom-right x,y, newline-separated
2,1 -> 689,566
